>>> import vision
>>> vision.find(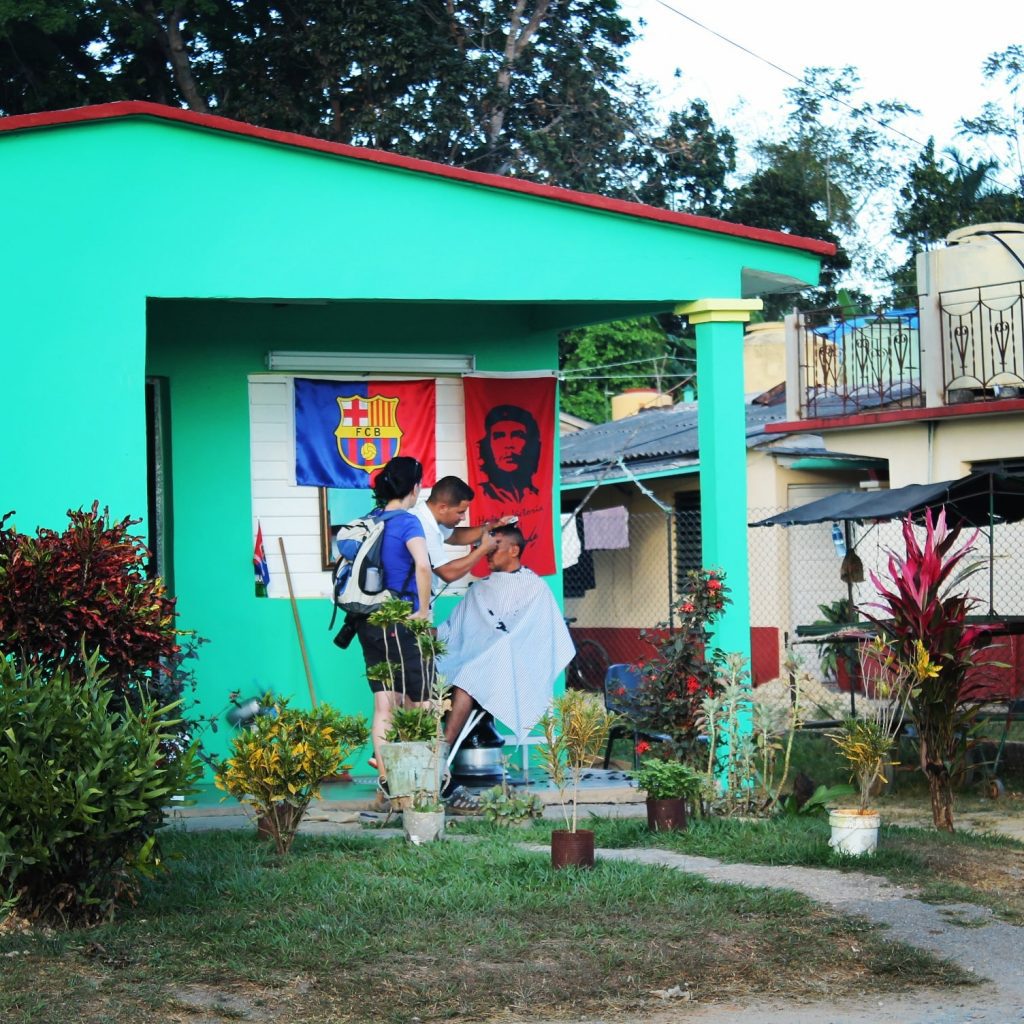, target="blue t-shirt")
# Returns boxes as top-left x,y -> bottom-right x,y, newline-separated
376,509 -> 425,611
